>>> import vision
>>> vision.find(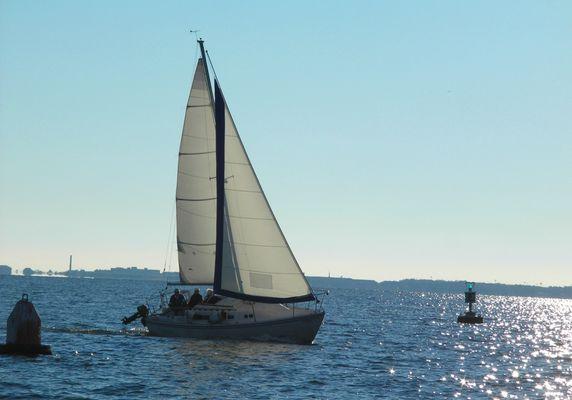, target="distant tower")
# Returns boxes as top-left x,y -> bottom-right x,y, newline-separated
68,255 -> 73,272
